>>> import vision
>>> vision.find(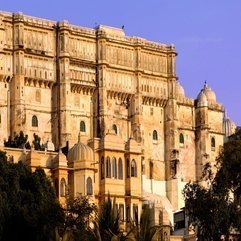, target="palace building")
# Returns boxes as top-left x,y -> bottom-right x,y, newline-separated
0,11 -> 236,239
